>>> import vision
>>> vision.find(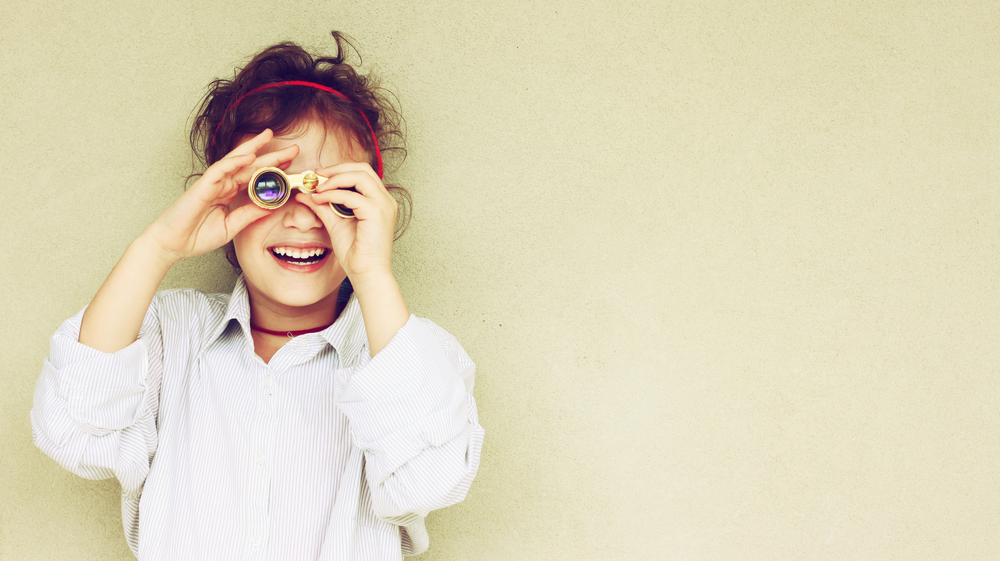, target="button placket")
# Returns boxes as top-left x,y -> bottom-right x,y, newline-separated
246,364 -> 275,559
